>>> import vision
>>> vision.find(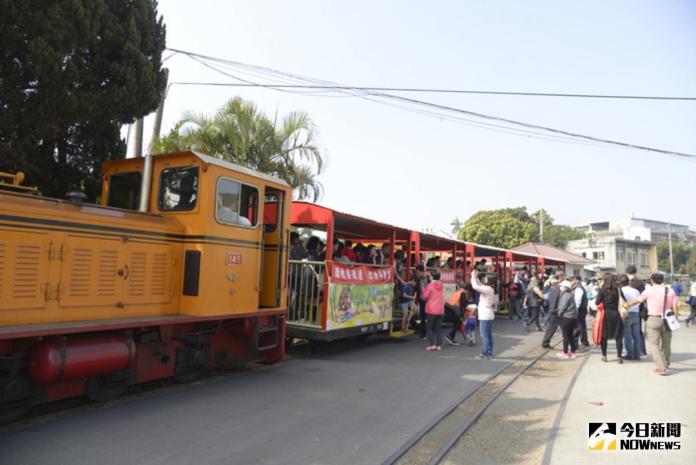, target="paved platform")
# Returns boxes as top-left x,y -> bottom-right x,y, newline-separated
548,325 -> 696,465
